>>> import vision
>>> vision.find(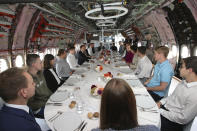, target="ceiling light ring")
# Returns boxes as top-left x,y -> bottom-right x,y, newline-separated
85,6 -> 128,20
96,19 -> 116,27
